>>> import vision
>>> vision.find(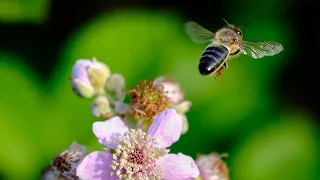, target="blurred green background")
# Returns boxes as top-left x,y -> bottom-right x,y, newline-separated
1,0 -> 320,179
